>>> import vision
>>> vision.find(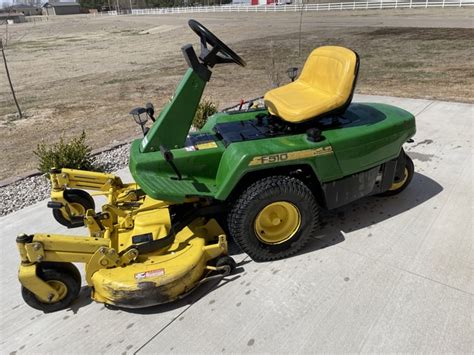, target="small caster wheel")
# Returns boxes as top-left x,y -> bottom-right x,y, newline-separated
52,189 -> 95,228
215,256 -> 237,276
21,263 -> 81,313
39,262 -> 82,286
